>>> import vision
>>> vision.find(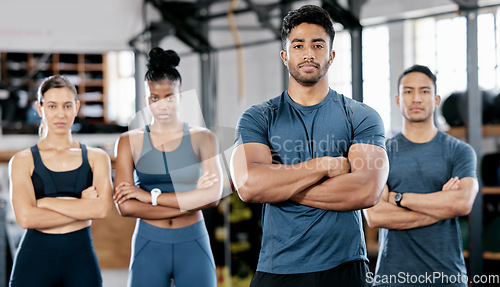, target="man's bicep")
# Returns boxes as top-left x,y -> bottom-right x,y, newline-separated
347,143 -> 389,206
348,143 -> 388,174
451,143 -> 477,179
230,143 -> 272,189
459,177 -> 479,198
235,105 -> 269,146
350,103 -> 386,148
231,143 -> 272,171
